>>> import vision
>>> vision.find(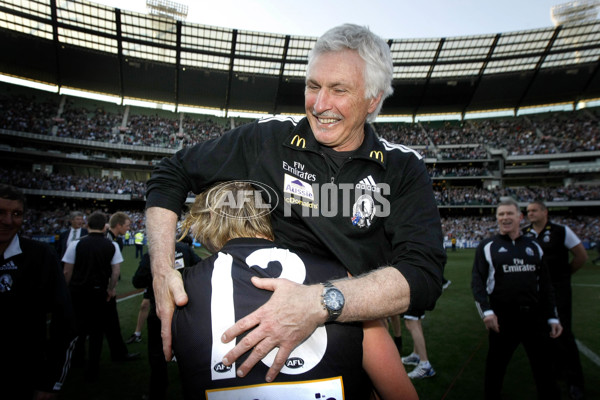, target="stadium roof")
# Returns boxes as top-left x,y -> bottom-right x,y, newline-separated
1,0 -> 600,119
